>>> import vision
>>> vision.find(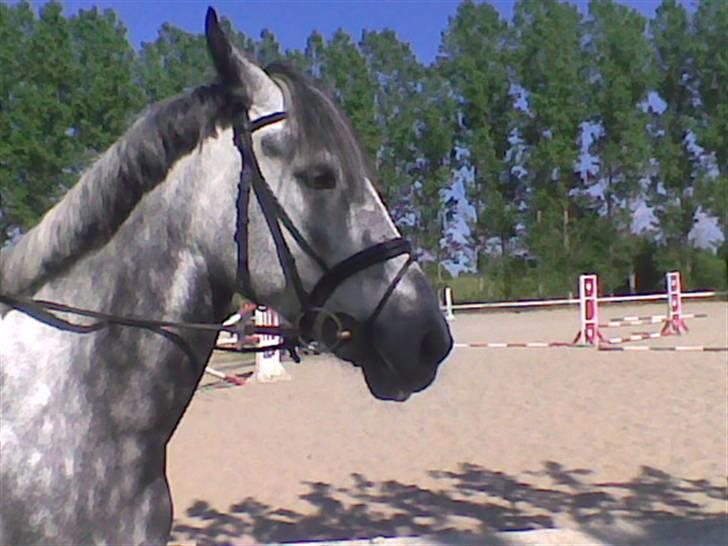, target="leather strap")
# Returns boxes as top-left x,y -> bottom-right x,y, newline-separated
309,238 -> 412,309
